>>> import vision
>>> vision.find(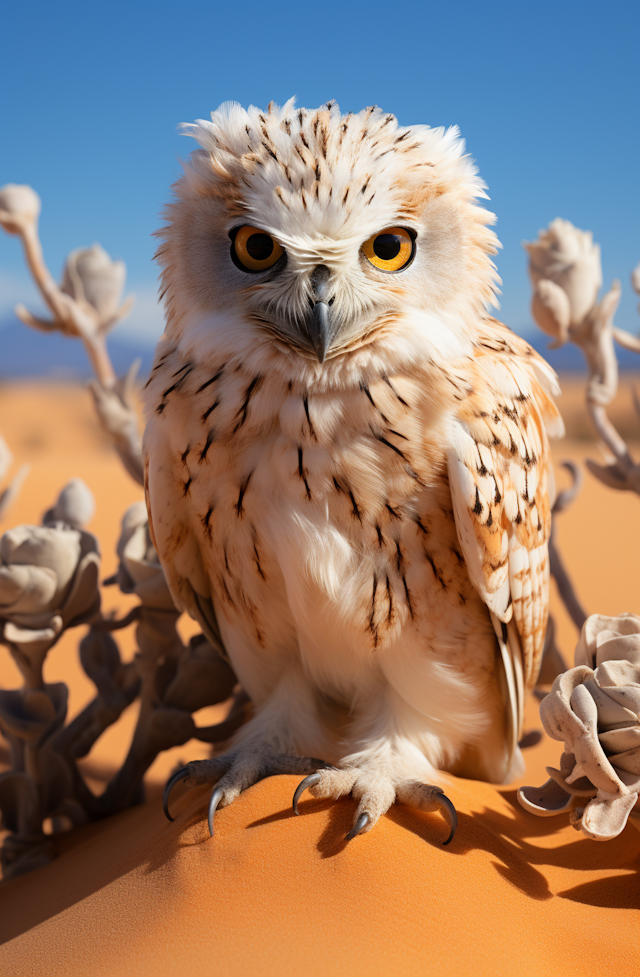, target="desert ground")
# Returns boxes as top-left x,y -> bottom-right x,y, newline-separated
0,376 -> 638,977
